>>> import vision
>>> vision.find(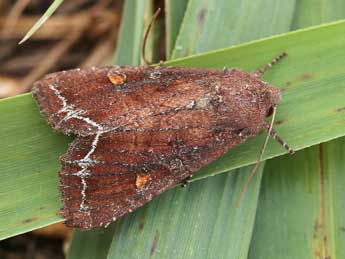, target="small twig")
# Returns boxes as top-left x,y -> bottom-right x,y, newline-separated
141,8 -> 161,66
